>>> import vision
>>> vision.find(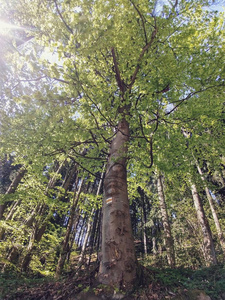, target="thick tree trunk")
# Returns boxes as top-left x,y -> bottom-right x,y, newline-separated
157,175 -> 175,268
190,182 -> 217,266
195,163 -> 225,255
98,118 -> 137,289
